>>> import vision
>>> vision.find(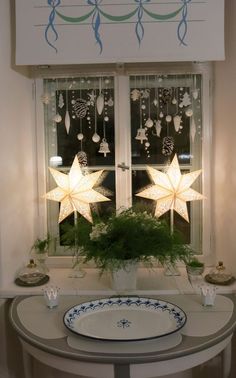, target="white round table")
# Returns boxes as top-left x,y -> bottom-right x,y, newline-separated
10,294 -> 236,378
